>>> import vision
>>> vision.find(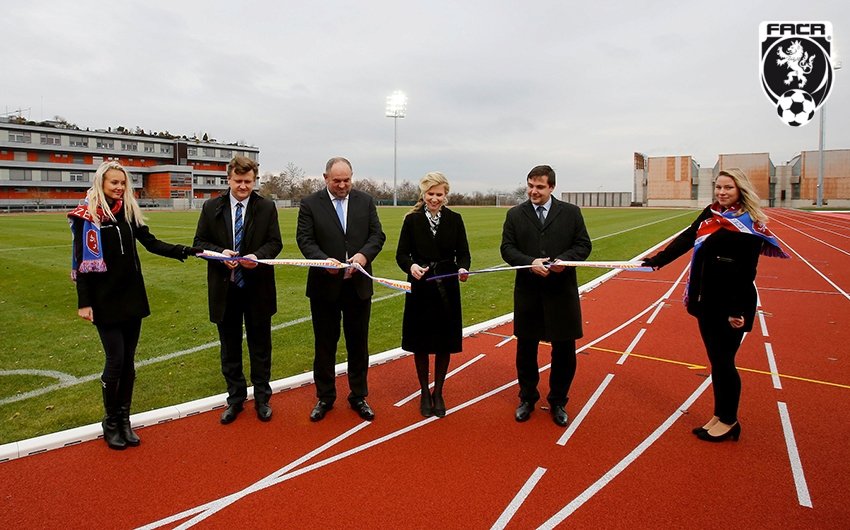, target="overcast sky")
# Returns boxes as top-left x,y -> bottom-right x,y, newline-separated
2,1 -> 848,194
